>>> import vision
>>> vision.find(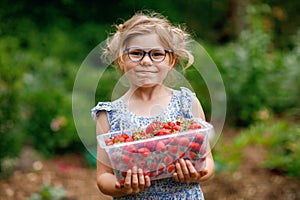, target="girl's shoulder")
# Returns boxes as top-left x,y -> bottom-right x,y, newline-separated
91,99 -> 124,120
91,102 -> 112,120
173,87 -> 196,99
